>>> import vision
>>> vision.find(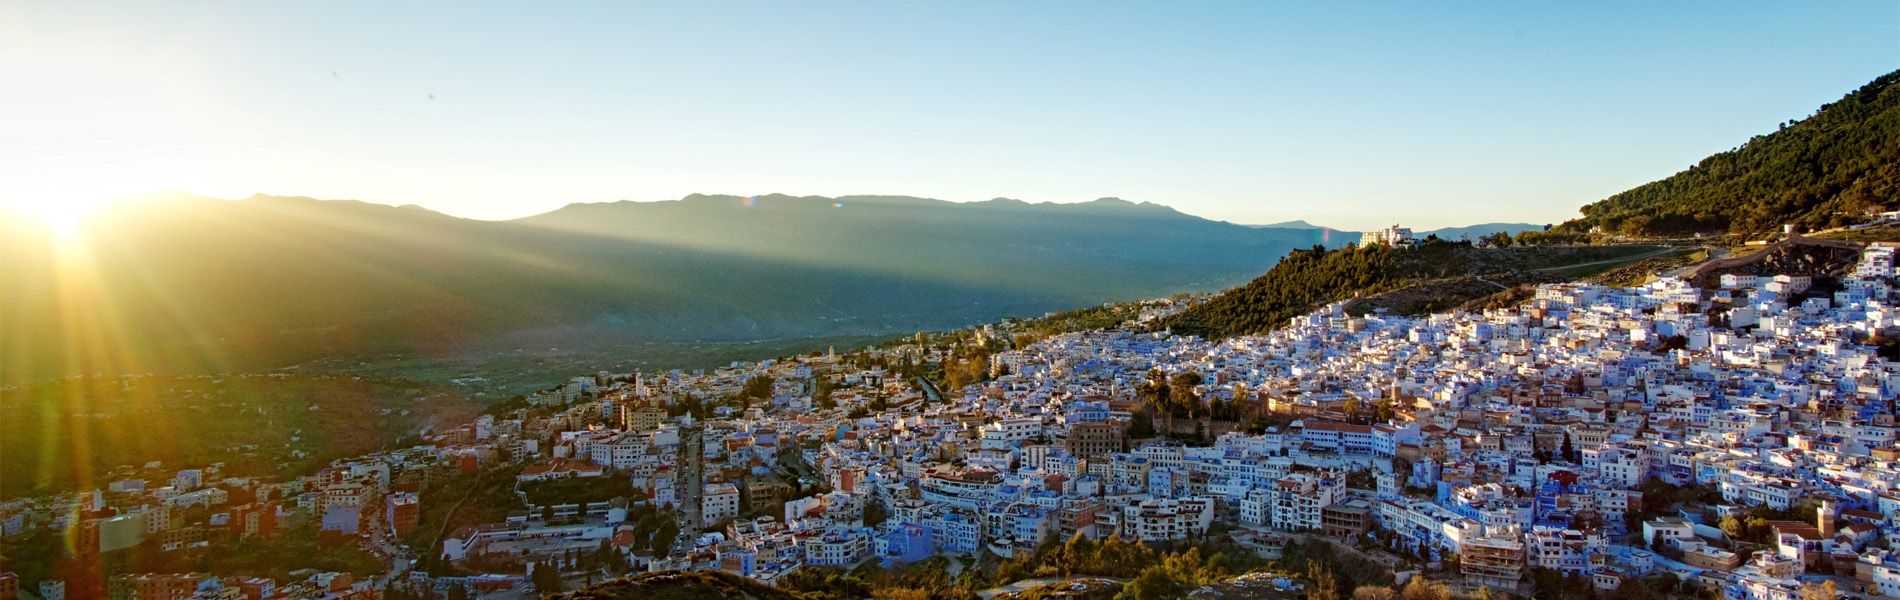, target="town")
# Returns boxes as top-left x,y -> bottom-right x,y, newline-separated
10,239 -> 1900,600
